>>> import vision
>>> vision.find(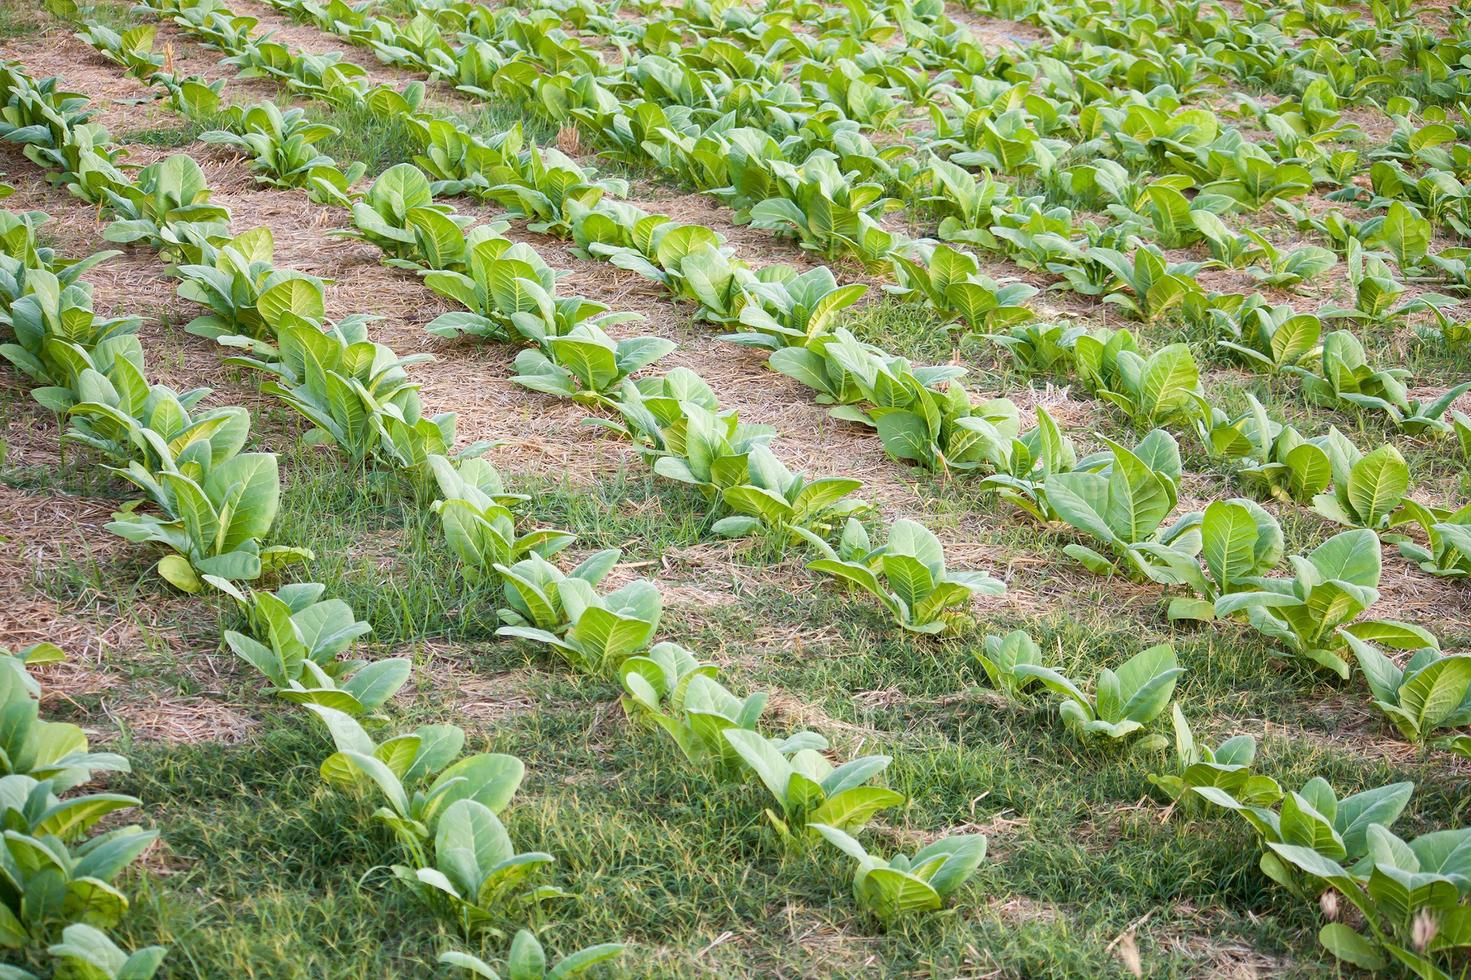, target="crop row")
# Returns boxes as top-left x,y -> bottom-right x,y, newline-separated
0,44 -> 1006,972
10,0 -> 1471,972
132,0 -> 1471,523
245,0 -> 1471,389
0,59 -> 629,977
103,0 -> 1470,673
114,0 -> 1471,586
